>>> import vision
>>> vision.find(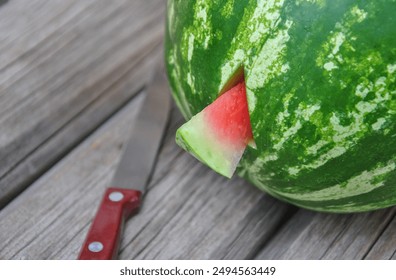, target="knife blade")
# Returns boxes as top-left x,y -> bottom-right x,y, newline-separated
78,59 -> 171,260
